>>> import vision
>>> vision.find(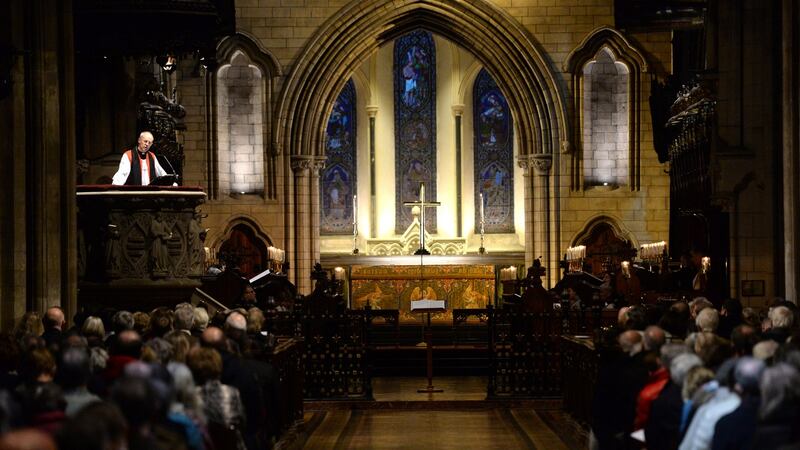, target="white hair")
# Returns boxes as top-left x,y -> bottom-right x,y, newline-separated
224,312 -> 247,331
695,308 -> 719,333
768,306 -> 794,328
